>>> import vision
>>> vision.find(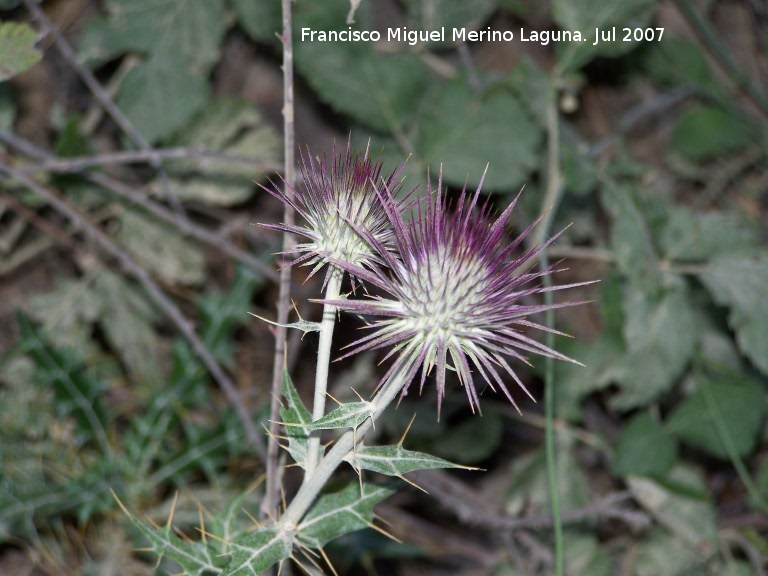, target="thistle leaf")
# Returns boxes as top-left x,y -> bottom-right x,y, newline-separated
222,526 -> 294,576
288,402 -> 375,432
280,369 -> 313,468
345,444 -> 473,477
118,500 -> 224,575
297,481 -> 395,549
